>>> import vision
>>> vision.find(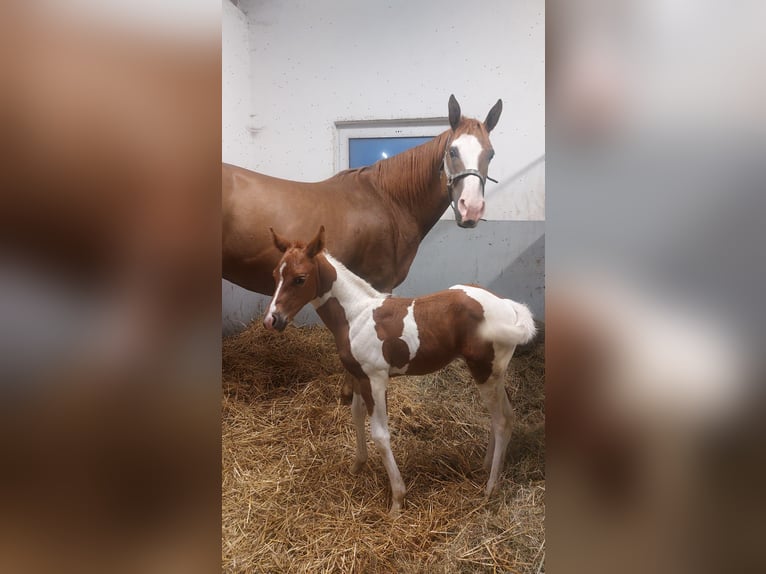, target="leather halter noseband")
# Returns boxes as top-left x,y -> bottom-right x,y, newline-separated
441,147 -> 497,219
